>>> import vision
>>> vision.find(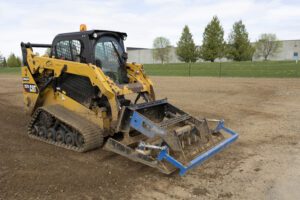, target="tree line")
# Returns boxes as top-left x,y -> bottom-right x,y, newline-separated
0,53 -> 22,68
0,17 -> 282,67
153,16 -> 282,64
